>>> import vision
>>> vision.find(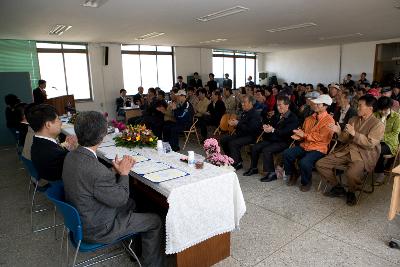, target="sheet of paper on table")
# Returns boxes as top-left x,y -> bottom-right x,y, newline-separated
143,168 -> 188,183
132,160 -> 171,175
100,146 -> 139,159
